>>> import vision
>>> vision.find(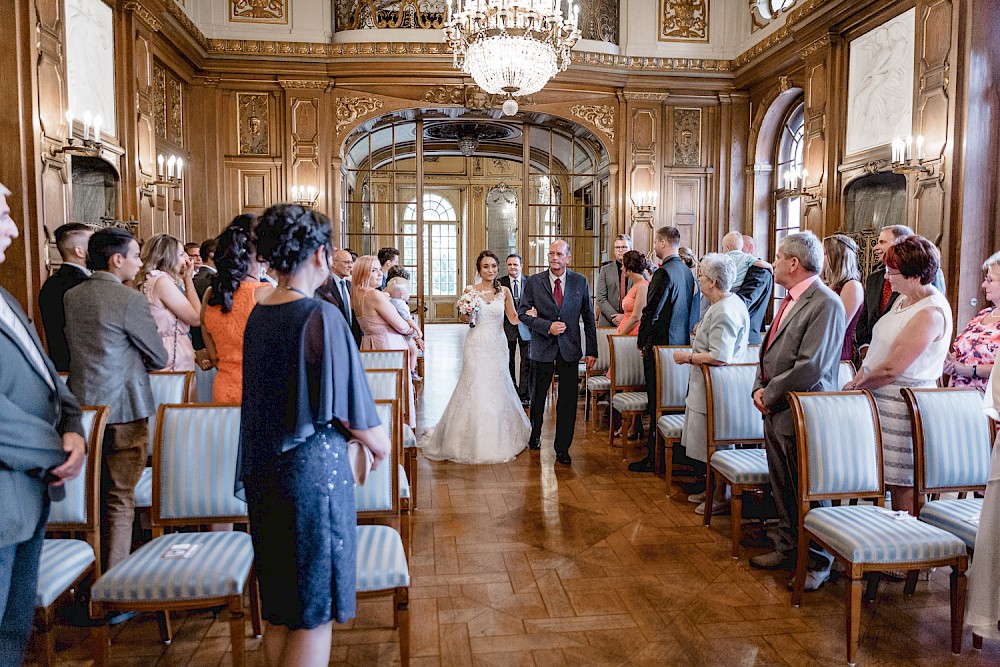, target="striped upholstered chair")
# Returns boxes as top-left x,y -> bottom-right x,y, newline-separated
89,404 -> 261,666
584,326 -> 617,424
356,399 -> 411,665
34,406 -> 108,667
653,346 -> 691,495
904,387 -> 996,552
702,364 -> 768,558
787,391 -> 969,664
134,371 -> 196,511
364,368 -> 413,512
357,395 -> 410,556
608,334 -> 647,456
837,360 -> 856,389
